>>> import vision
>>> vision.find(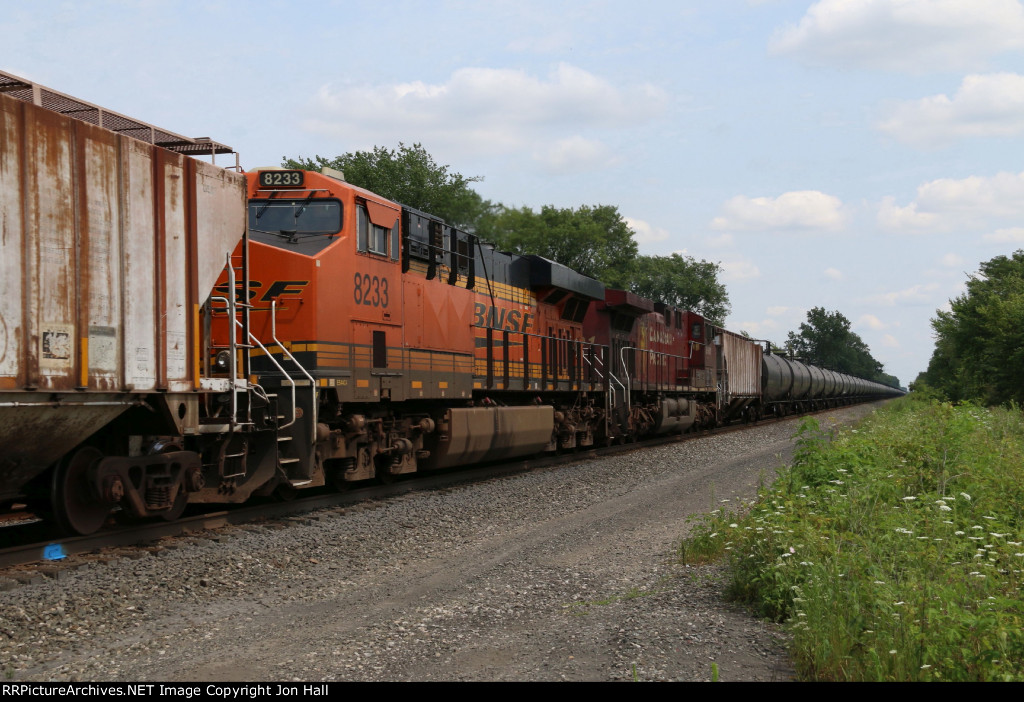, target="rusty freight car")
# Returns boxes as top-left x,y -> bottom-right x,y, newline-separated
0,71 -> 251,533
